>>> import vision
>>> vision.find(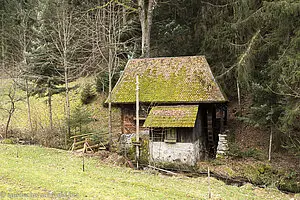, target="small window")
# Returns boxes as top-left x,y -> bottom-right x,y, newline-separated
164,128 -> 177,143
151,128 -> 164,142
